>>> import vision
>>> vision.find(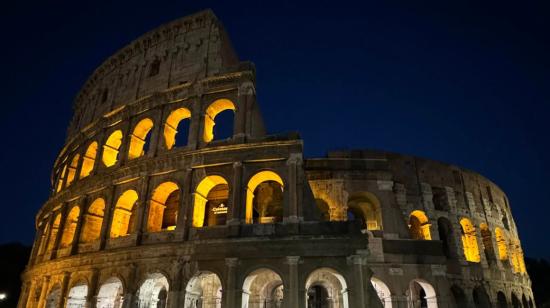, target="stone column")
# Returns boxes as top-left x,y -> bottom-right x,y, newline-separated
224,258 -> 240,307
36,276 -> 50,308
122,264 -> 139,308
235,82 -> 254,142
99,185 -> 117,250
52,205 -> 69,259
168,259 -> 184,308
57,272 -> 70,308
284,156 -> 300,223
136,174 -> 151,244
285,256 -> 301,308
348,255 -> 366,307
17,281 -> 30,308
71,197 -> 88,255
187,99 -> 201,150
87,268 -> 100,308
176,168 -> 193,240
228,162 -> 243,225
